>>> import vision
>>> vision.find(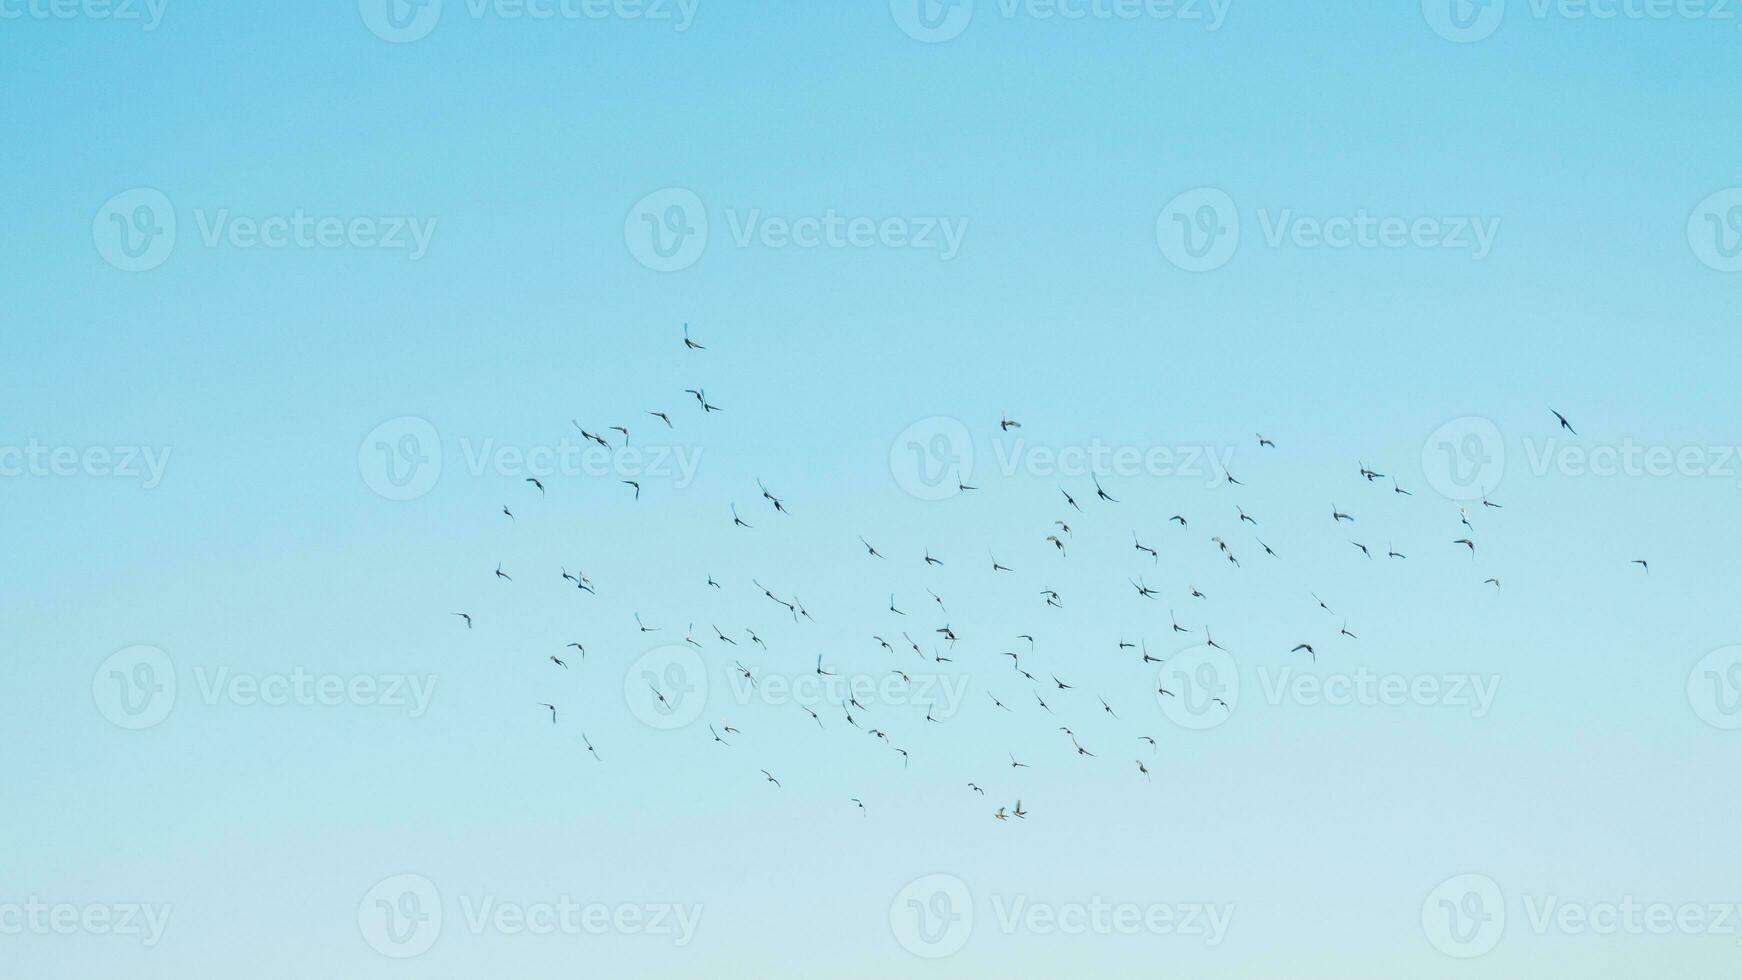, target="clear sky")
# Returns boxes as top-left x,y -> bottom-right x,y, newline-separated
6,1 -> 1742,976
